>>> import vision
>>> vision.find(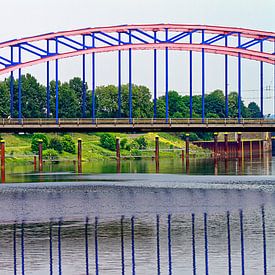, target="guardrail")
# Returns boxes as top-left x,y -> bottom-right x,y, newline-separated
1,118 -> 275,126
